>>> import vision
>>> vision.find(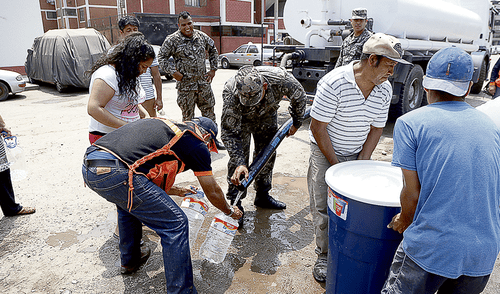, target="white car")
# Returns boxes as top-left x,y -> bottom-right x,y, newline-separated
0,69 -> 26,101
219,42 -> 280,69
